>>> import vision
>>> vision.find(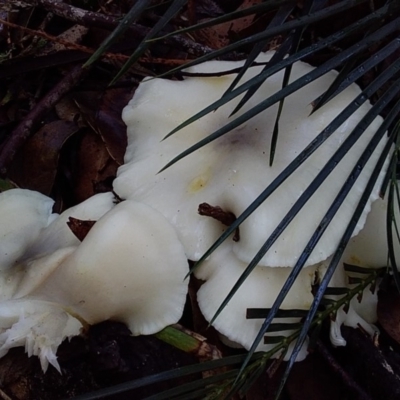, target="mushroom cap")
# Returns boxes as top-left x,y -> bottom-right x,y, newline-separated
24,192 -> 116,259
0,193 -> 114,302
195,239 -> 322,359
13,247 -> 76,300
343,194 -> 399,269
114,52 -> 388,267
0,189 -> 55,270
33,200 -> 189,335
